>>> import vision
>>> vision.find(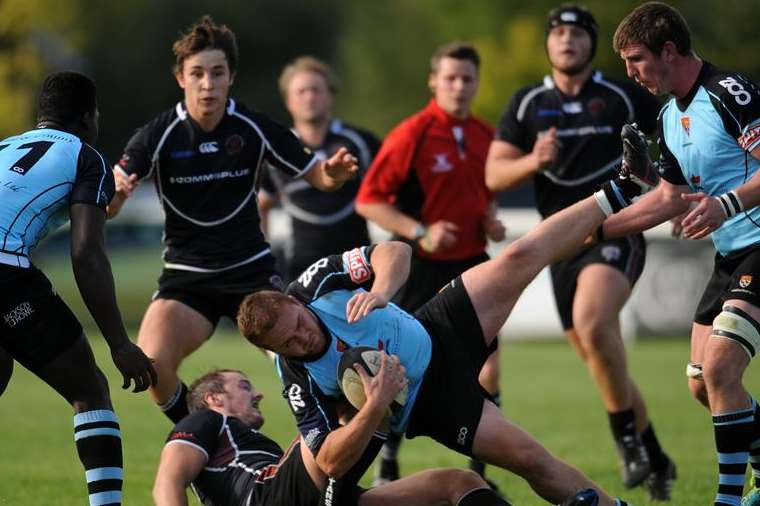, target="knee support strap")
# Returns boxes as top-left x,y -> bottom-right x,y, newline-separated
712,304 -> 760,359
